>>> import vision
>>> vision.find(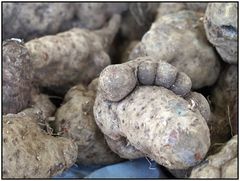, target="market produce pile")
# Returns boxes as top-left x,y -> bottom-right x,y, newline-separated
2,2 -> 238,179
